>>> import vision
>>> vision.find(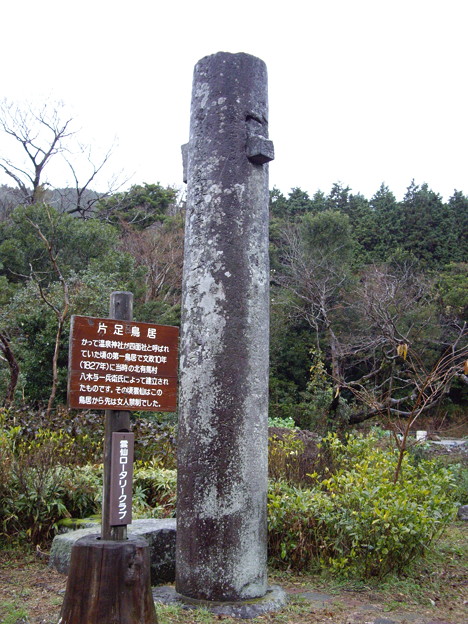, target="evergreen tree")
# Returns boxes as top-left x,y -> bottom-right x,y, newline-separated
447,190 -> 468,263
369,183 -> 402,261
400,181 -> 453,267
